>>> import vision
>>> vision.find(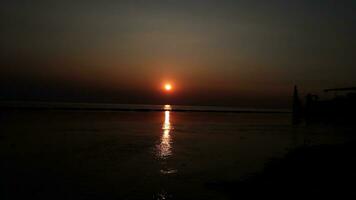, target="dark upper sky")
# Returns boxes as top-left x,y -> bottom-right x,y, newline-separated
1,0 -> 355,108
